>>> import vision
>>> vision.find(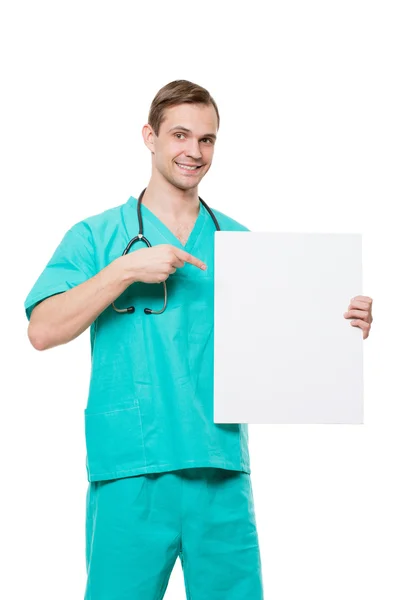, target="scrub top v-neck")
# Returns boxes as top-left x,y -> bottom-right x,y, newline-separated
24,195 -> 251,482
135,195 -> 207,253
